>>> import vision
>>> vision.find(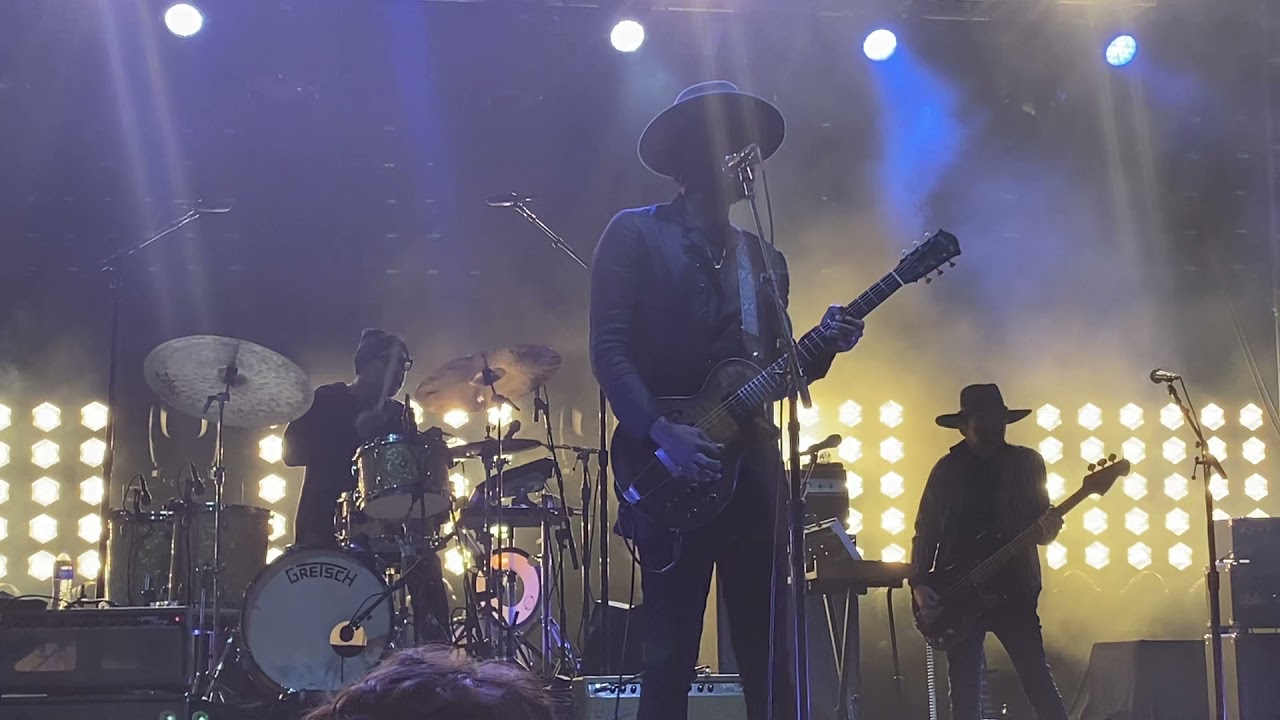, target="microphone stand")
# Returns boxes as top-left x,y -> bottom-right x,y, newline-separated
735,150 -> 813,720
497,198 -> 613,672
1163,376 -> 1227,720
94,209 -> 212,597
